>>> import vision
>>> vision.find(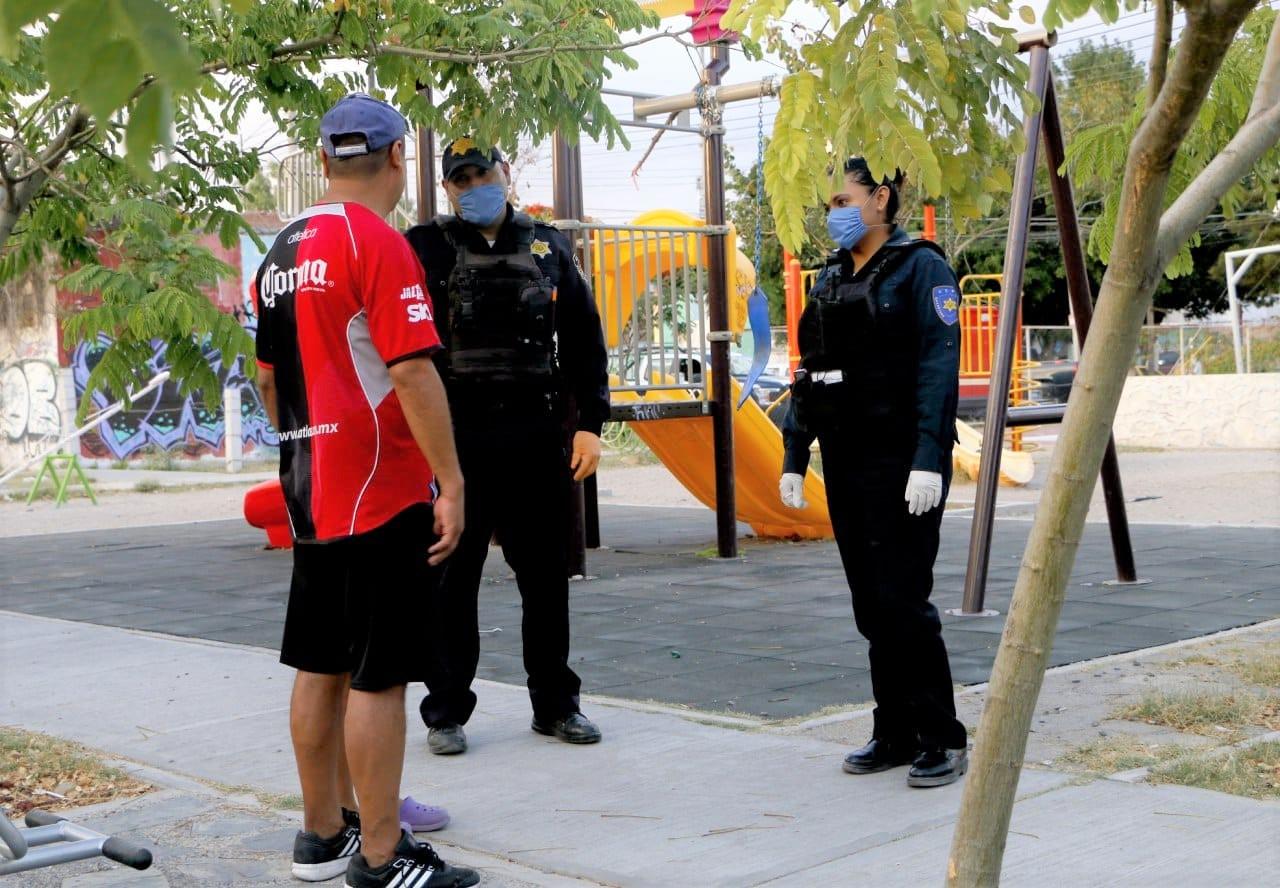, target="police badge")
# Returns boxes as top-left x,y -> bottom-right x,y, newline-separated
932,285 -> 960,326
